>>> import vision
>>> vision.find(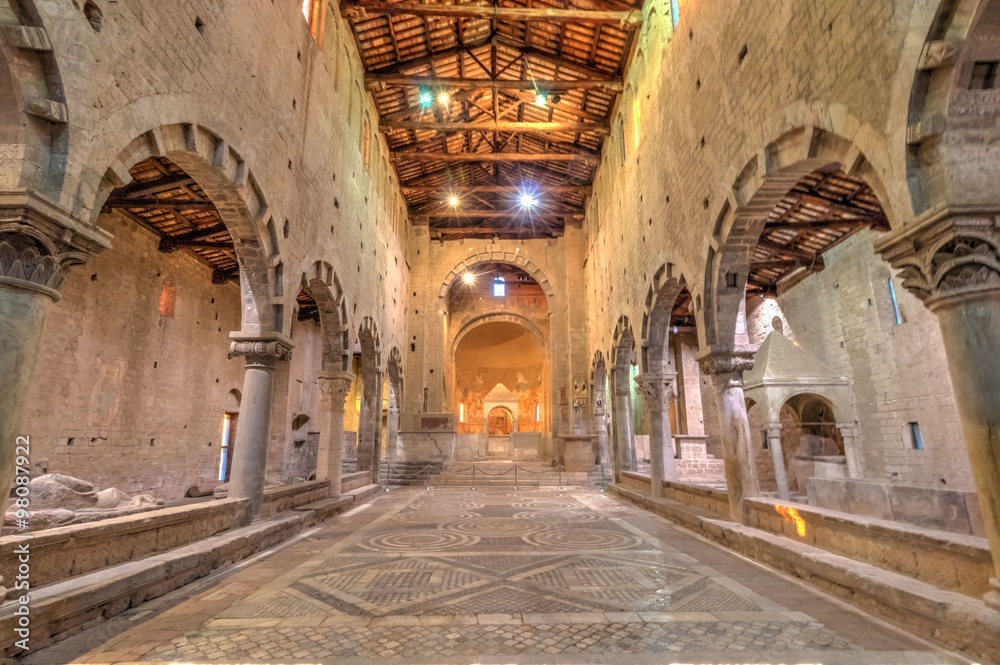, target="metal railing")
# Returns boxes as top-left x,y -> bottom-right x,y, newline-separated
380,460 -> 610,492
